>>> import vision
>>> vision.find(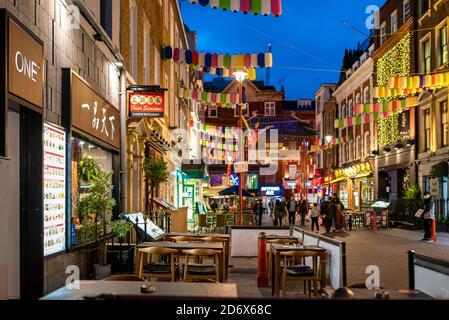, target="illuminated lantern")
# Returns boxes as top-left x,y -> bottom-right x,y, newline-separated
240,0 -> 251,14
173,48 -> 180,62
261,0 -> 271,15
220,93 -> 227,104
205,53 -> 212,67
237,54 -> 245,68
199,0 -> 209,6
185,50 -> 193,64
223,68 -> 230,77
212,53 -> 219,68
210,0 -> 219,9
244,54 -> 252,68
257,53 -> 265,68
231,93 -> 237,104
219,0 -> 231,10
224,54 -> 231,68
211,92 -> 218,103
192,51 -> 199,65
271,0 -> 282,16
230,0 -> 240,12
248,67 -> 256,80
191,0 -> 198,3
231,54 -> 238,68
444,72 -> 449,86
265,52 -> 273,68
400,76 -> 407,89
424,74 -> 432,87
198,53 -> 206,66
250,53 -> 258,68
412,75 -> 420,89
210,67 -> 216,75
226,93 -> 231,104
252,0 -> 262,15
217,54 -> 224,68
